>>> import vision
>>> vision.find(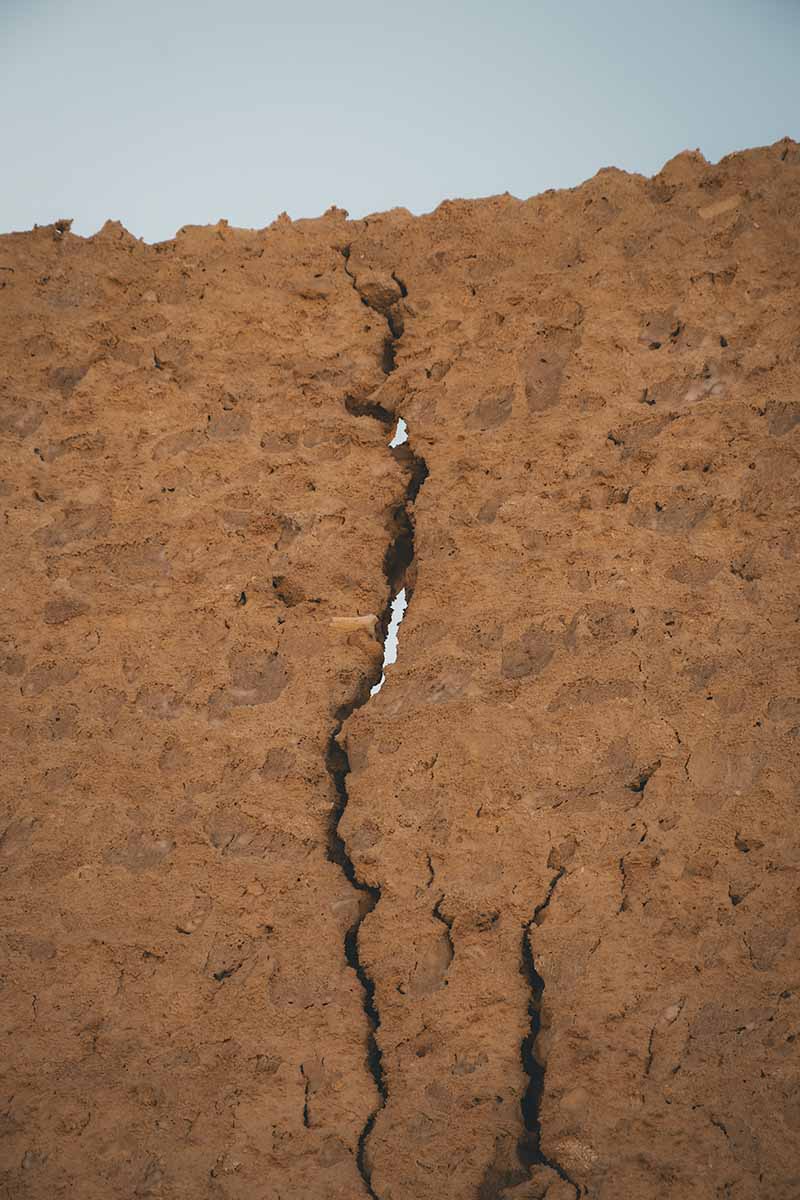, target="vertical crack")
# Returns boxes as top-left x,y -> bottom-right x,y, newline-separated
300,1063 -> 310,1128
324,245 -> 427,1197
432,894 -> 455,971
518,868 -> 579,1196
